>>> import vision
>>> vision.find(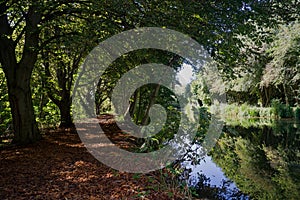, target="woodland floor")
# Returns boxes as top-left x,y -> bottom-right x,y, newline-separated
0,115 -> 191,200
